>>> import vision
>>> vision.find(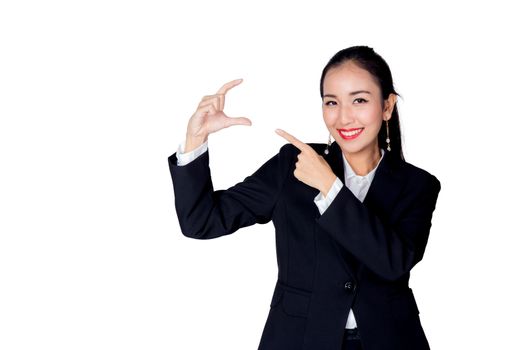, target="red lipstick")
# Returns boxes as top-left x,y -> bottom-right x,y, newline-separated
337,128 -> 364,140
